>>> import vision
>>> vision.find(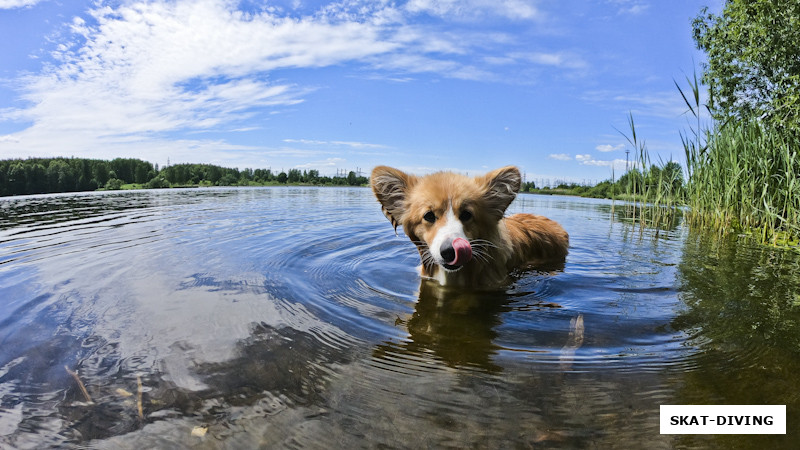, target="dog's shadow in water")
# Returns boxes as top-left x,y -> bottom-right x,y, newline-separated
373,279 -> 563,373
